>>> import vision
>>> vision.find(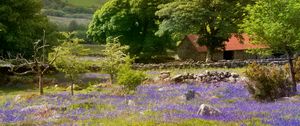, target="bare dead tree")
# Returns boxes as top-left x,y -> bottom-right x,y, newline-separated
8,32 -> 59,95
